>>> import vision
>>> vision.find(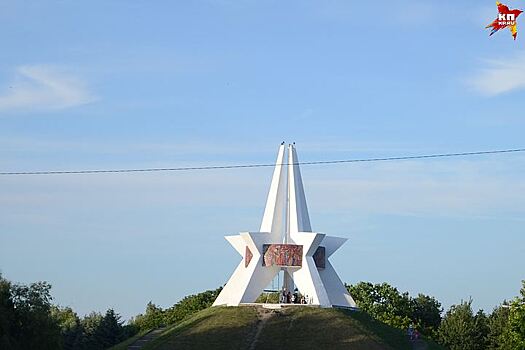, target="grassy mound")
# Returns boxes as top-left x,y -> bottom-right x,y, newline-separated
121,306 -> 444,350
146,306 -> 258,350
